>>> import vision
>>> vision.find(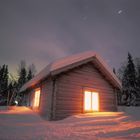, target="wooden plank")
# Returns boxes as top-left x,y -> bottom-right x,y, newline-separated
56,106 -> 83,110
38,79 -> 53,120
58,83 -> 114,93
57,75 -> 113,87
58,66 -> 111,81
58,73 -> 112,87
56,110 -> 82,114
57,86 -> 114,95
57,96 -> 83,101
